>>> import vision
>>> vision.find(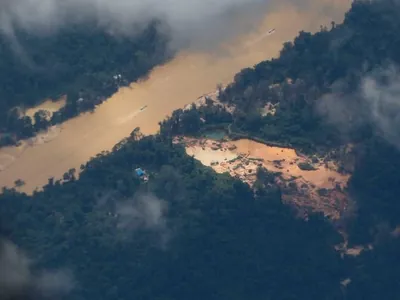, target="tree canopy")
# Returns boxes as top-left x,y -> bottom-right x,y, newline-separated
2,0 -> 400,299
0,21 -> 170,146
0,135 -> 345,300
